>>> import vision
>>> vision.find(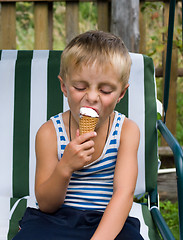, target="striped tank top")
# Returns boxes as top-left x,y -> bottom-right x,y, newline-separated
51,111 -> 125,212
